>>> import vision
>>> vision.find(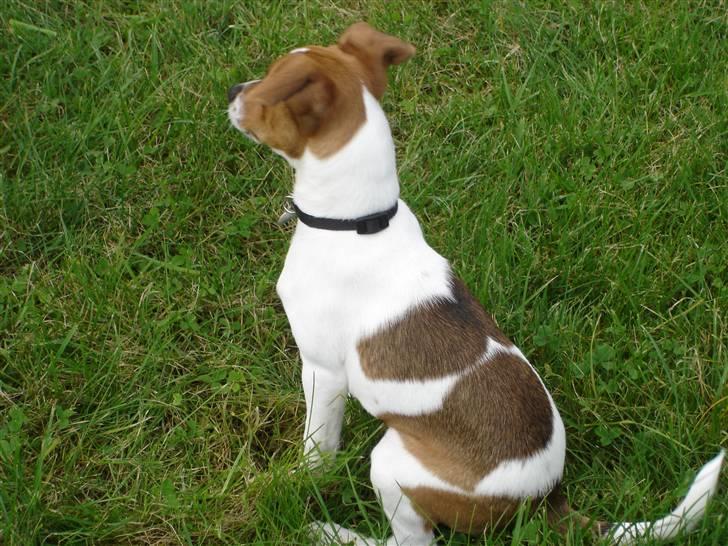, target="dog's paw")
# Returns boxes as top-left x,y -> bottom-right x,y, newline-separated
306,521 -> 343,544
297,448 -> 336,475
306,521 -> 373,545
